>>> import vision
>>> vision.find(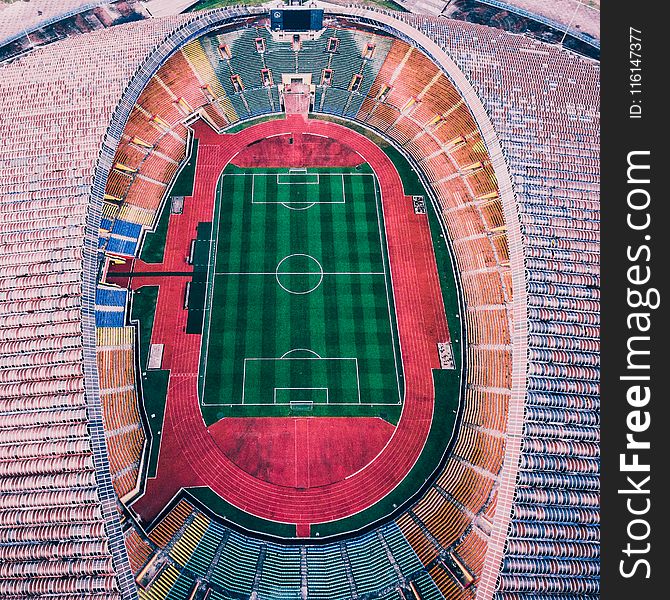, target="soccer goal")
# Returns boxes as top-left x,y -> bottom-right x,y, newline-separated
277,171 -> 320,185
